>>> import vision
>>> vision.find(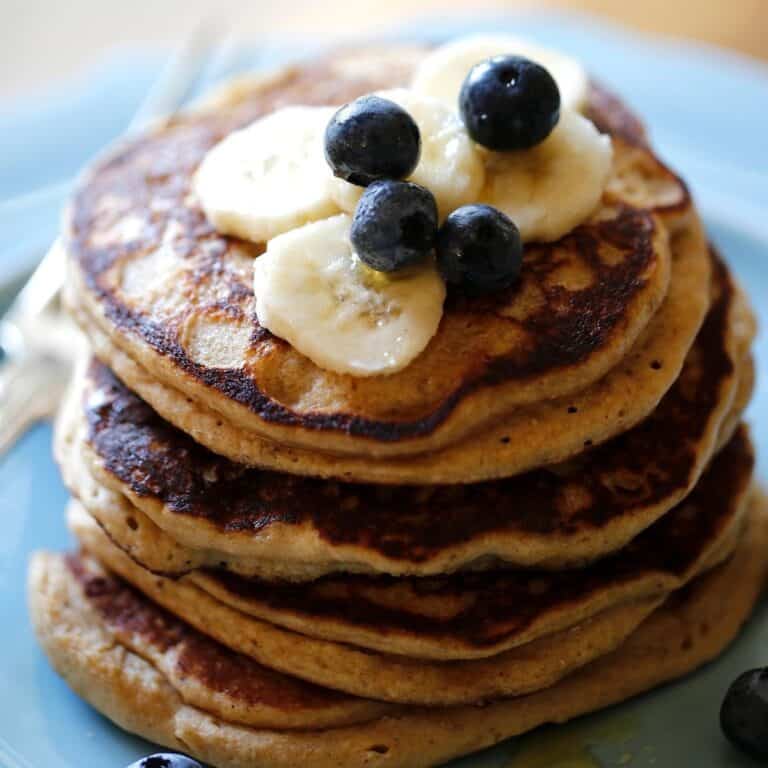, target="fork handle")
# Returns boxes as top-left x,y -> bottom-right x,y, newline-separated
0,357 -> 70,455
